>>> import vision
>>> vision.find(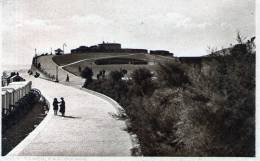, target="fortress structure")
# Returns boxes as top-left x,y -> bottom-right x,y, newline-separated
71,42 -> 174,57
